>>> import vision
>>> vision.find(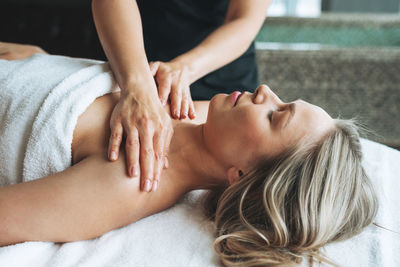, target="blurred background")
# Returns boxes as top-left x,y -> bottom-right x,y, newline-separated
0,0 -> 399,149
